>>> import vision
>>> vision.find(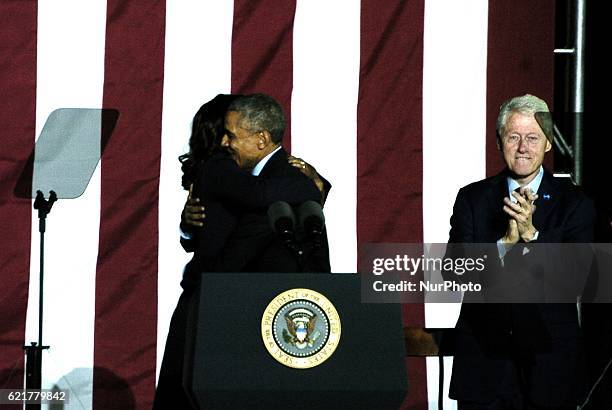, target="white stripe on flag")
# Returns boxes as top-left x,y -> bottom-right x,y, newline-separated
422,0 -> 489,408
26,0 -> 107,407
291,0 -> 361,273
157,0 -> 235,381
